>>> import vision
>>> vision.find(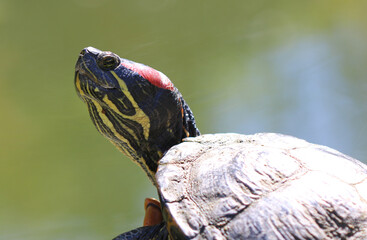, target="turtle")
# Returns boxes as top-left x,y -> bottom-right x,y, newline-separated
74,47 -> 367,240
